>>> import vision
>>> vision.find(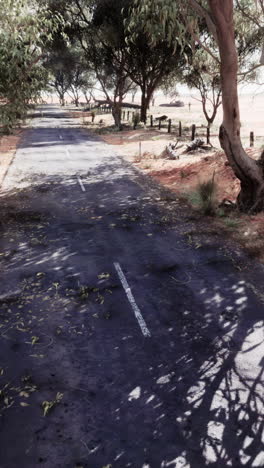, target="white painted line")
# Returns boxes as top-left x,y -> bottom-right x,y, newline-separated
114,262 -> 151,338
59,134 -> 63,140
77,175 -> 86,192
